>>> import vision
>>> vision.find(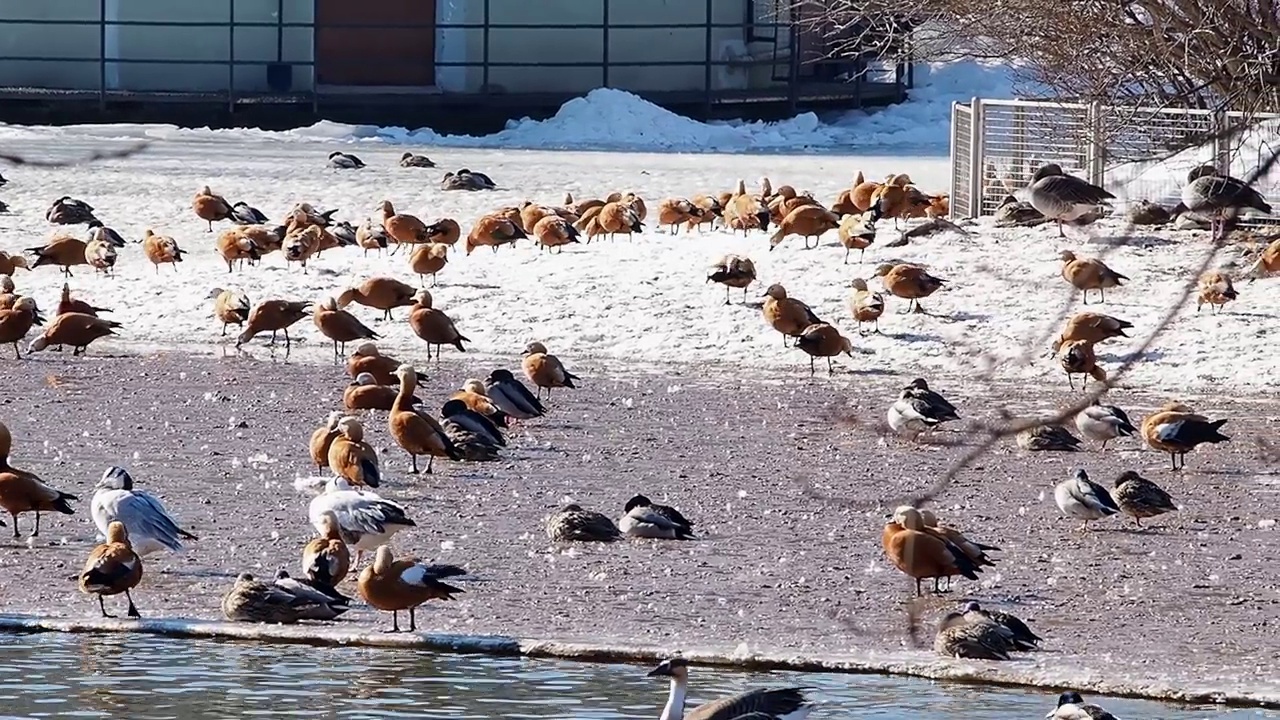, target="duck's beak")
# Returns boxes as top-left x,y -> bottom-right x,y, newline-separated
646,665 -> 671,677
